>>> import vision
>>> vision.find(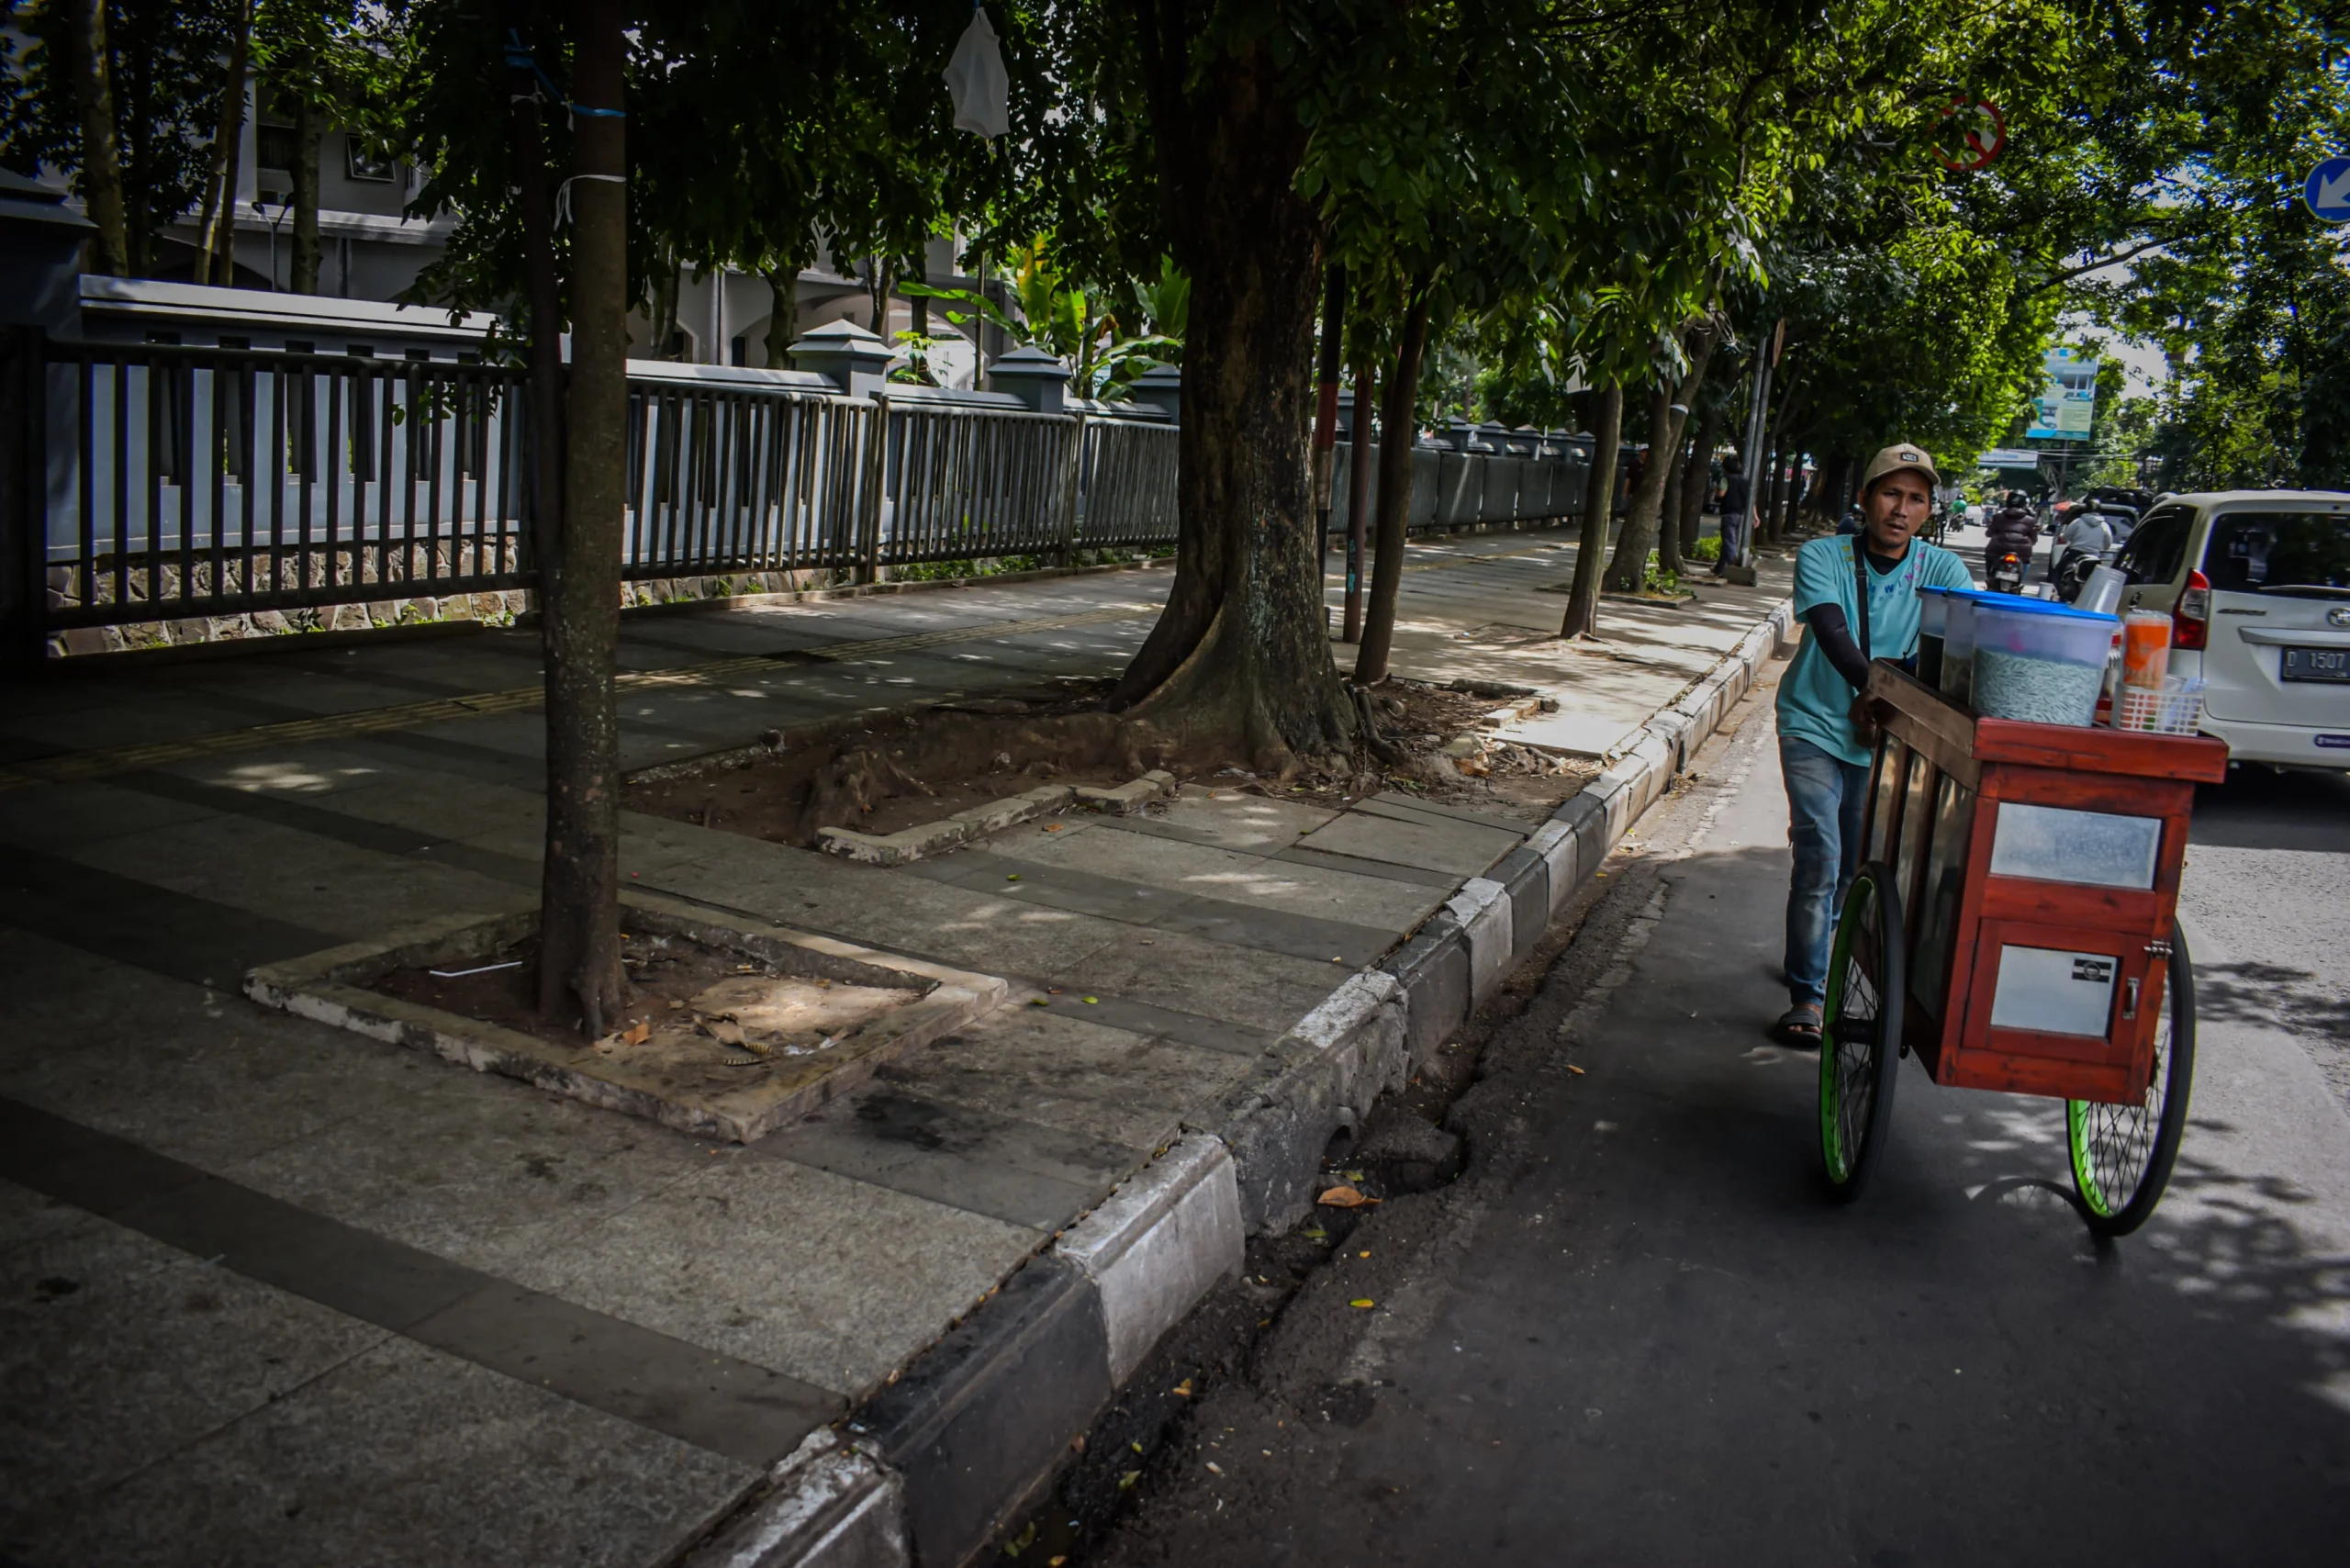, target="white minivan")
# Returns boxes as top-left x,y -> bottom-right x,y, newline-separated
2110,490 -> 2350,768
